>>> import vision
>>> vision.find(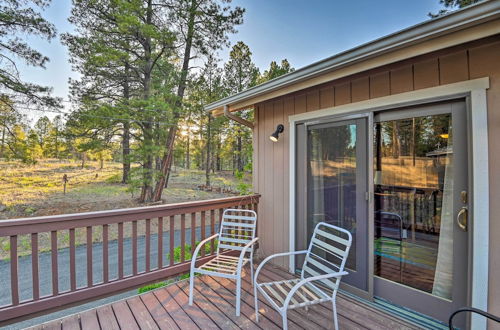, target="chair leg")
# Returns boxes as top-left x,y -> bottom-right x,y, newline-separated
332,298 -> 339,330
250,256 -> 254,284
254,284 -> 259,322
236,277 -> 242,316
282,310 -> 288,330
188,270 -> 195,306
